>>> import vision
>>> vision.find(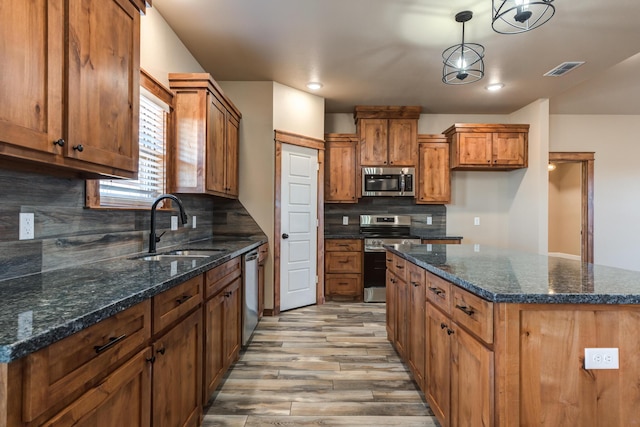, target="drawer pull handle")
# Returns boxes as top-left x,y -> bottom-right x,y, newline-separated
456,304 -> 475,317
338,244 -> 350,247
386,258 -> 392,262
429,287 -> 444,296
338,282 -> 349,285
339,260 -> 350,263
94,334 -> 127,354
411,281 -> 420,287
447,329 -> 455,335
396,265 -> 404,269
146,356 -> 156,364
176,295 -> 191,305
